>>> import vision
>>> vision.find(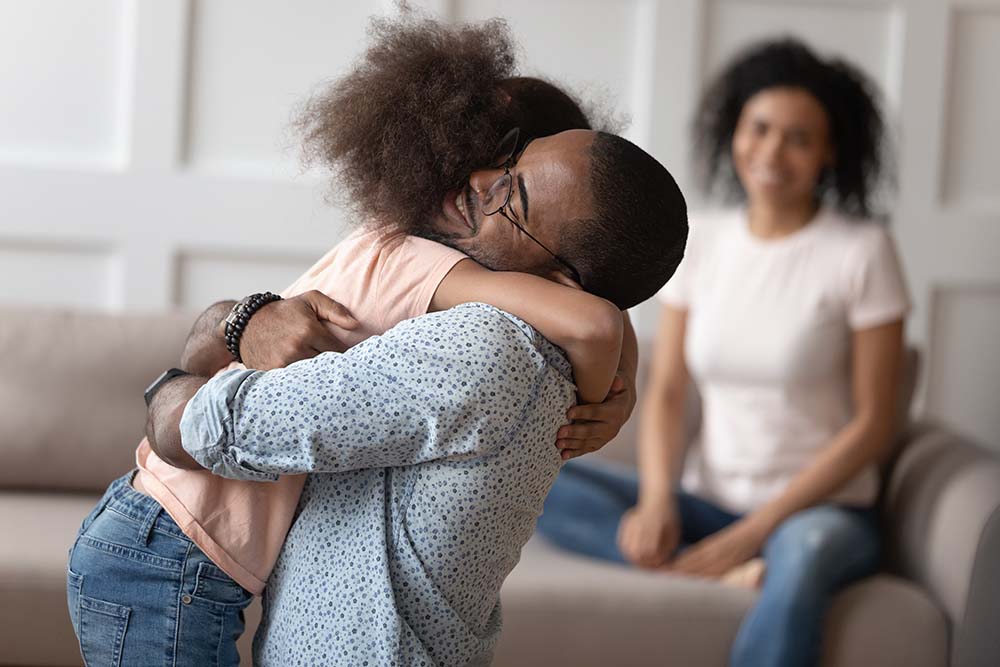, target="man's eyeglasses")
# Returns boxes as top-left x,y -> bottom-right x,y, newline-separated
481,128 -> 582,285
